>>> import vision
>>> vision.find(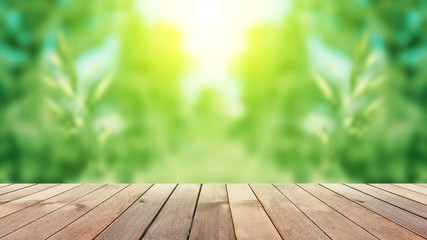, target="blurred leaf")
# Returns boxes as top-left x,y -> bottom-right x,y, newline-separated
57,31 -> 78,91
91,73 -> 114,104
363,97 -> 383,117
41,75 -> 58,90
44,97 -> 65,117
313,72 -> 336,103
58,75 -> 74,98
